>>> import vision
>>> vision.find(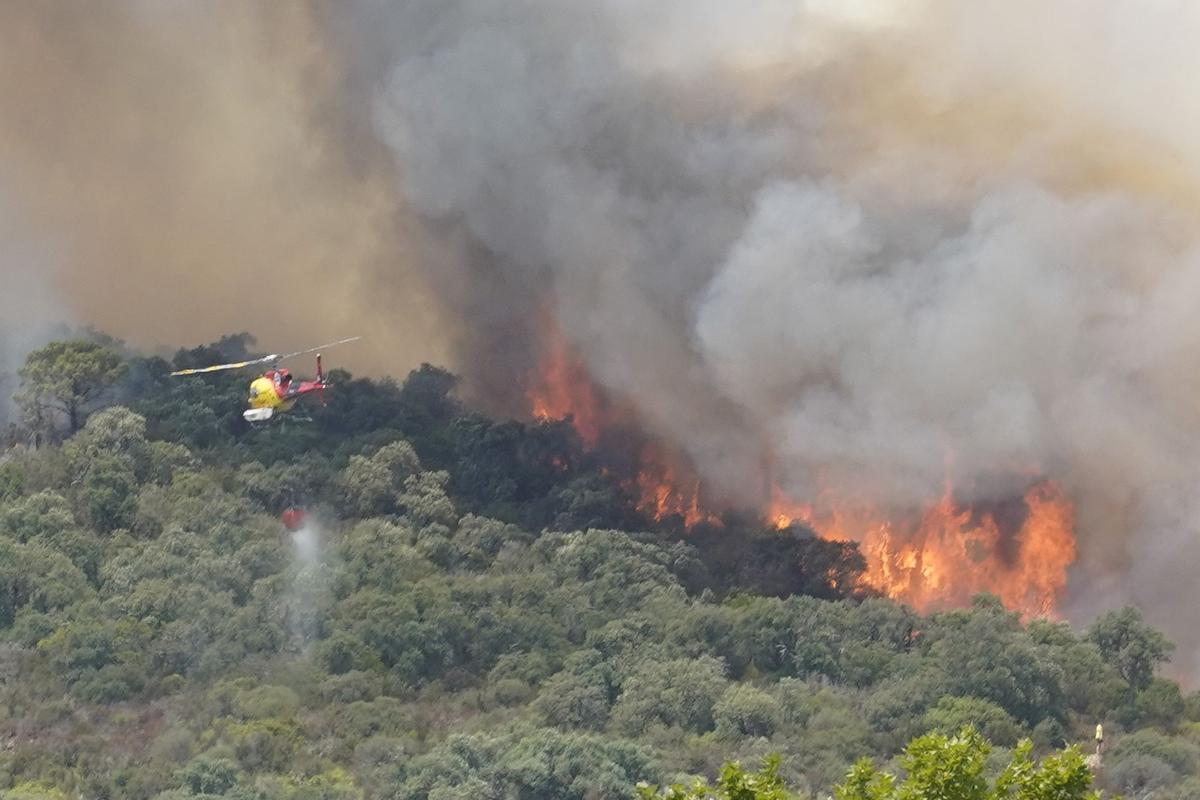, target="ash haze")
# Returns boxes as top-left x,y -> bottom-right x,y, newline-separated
0,1 -> 449,377
358,0 -> 1200,674
0,193 -> 69,423
7,1 -> 1200,670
